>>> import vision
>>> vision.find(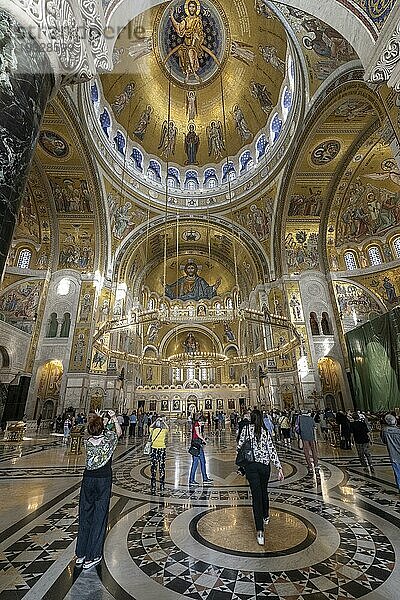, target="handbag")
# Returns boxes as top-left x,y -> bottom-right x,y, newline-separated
188,438 -> 201,457
188,443 -> 200,457
144,428 -> 162,455
235,425 -> 255,466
